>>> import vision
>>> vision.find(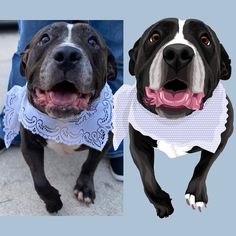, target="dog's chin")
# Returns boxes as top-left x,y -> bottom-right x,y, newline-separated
32,81 -> 93,119
44,105 -> 82,119
155,106 -> 193,119
34,99 -> 88,120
